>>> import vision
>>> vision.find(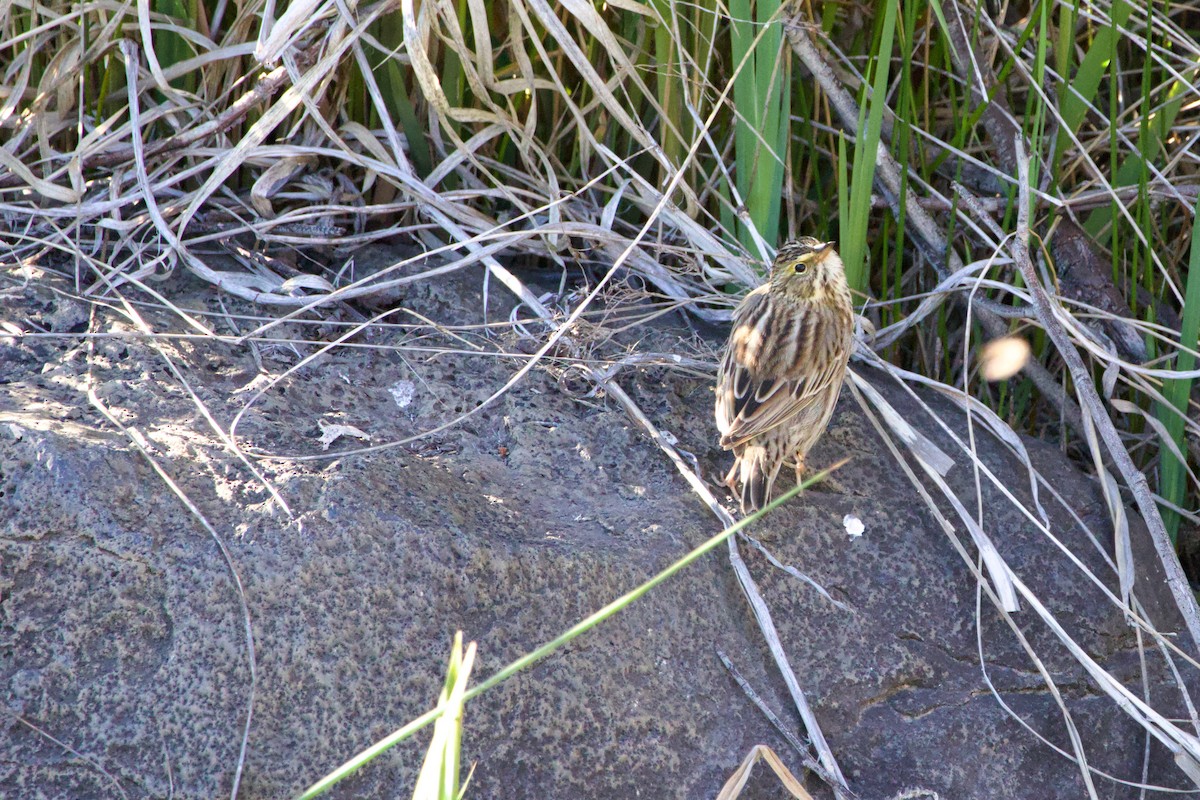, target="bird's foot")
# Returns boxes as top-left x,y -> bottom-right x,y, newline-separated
793,461 -> 847,494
